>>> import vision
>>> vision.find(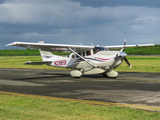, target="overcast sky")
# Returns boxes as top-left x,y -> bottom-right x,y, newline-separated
1,0 -> 160,49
